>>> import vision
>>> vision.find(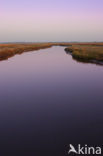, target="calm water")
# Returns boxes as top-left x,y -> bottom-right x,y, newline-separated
0,46 -> 103,156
